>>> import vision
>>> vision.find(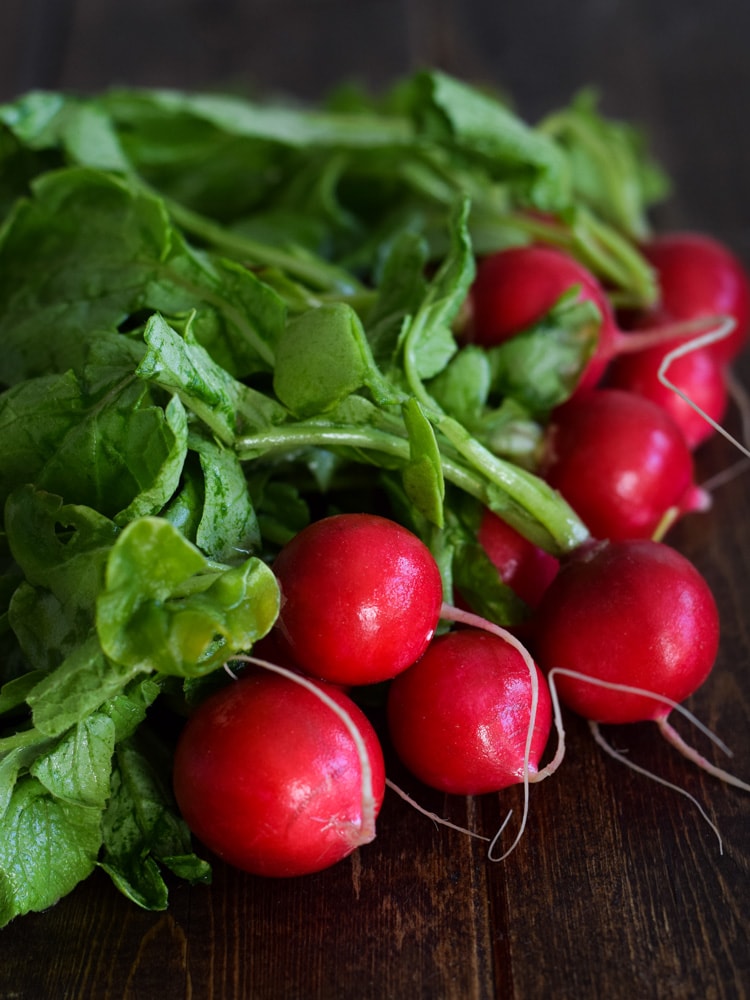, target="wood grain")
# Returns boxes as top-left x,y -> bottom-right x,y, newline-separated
0,2 -> 749,998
